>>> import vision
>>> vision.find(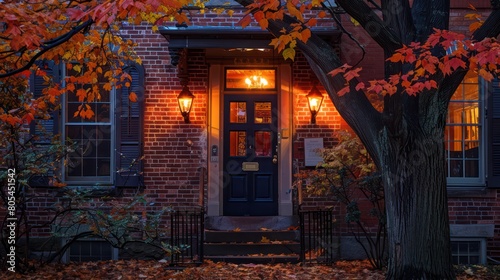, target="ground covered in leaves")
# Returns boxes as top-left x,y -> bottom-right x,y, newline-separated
1,260 -> 499,279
